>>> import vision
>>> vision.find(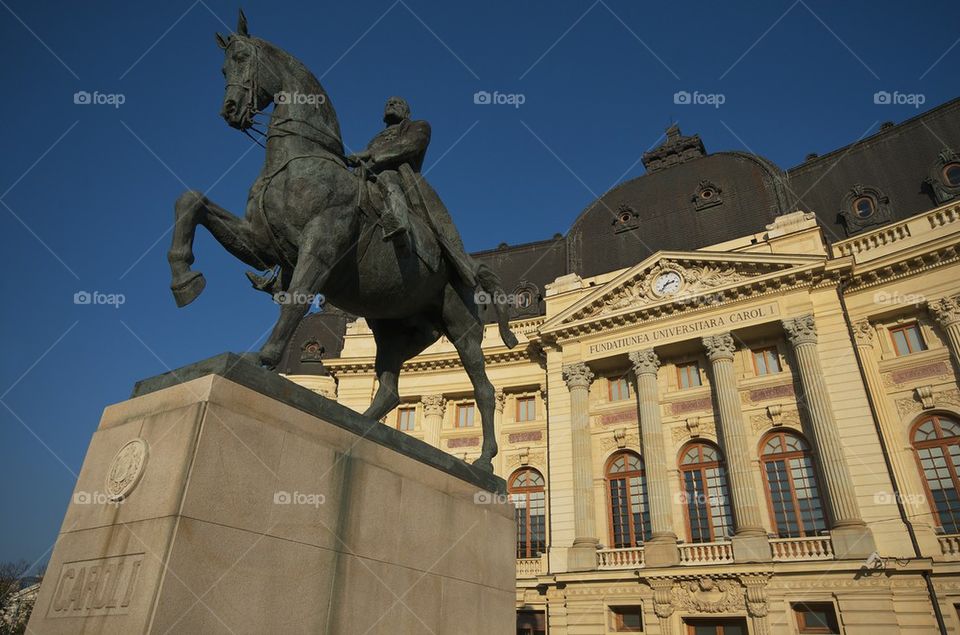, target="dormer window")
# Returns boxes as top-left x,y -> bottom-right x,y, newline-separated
926,148 -> 960,204
839,184 -> 890,234
692,180 -> 723,211
612,204 -> 639,234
